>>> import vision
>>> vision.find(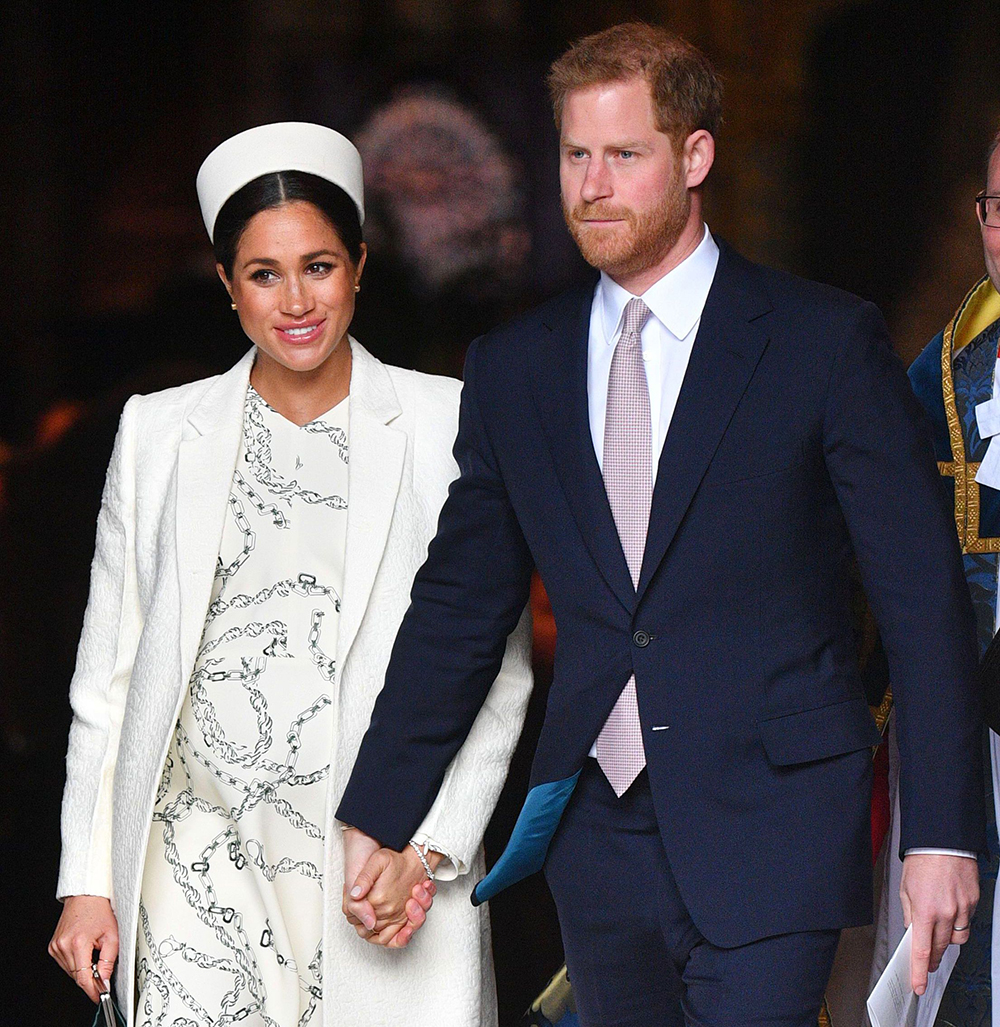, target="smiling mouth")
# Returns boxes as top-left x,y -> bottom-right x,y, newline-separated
276,319 -> 326,343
